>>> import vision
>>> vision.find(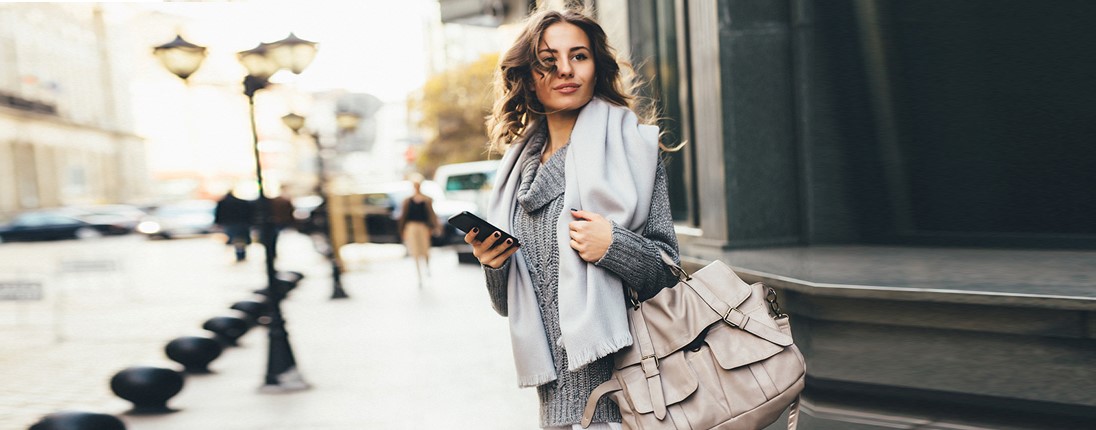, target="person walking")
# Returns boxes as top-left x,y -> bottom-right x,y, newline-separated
267,187 -> 296,260
214,190 -> 255,262
466,7 -> 681,429
398,175 -> 441,288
